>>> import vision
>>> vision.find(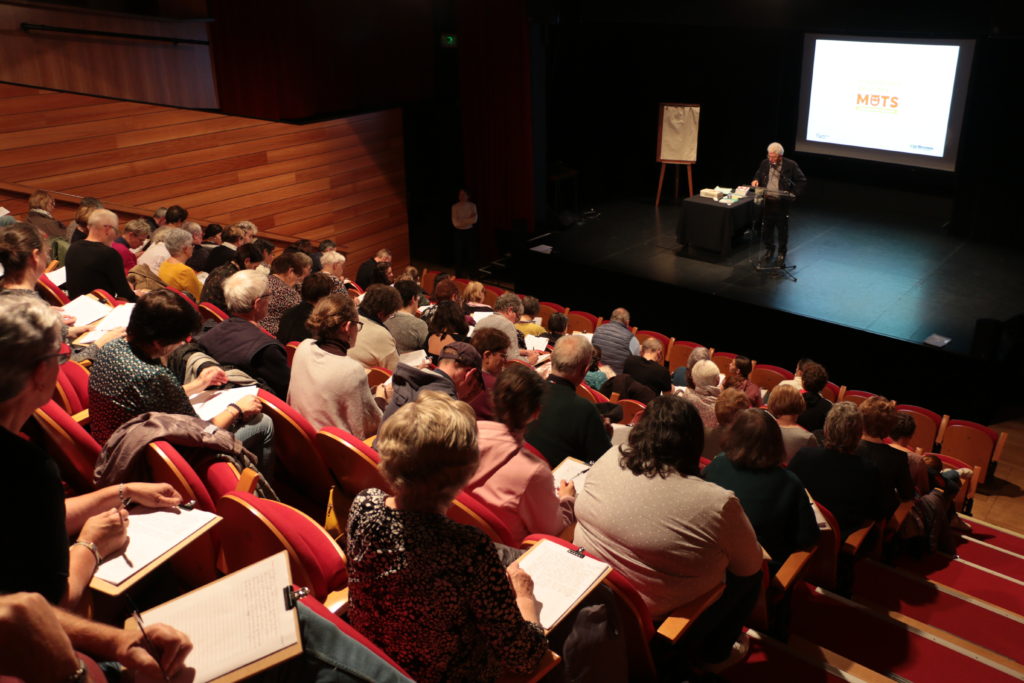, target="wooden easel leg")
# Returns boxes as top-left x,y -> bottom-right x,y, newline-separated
655,163 -> 666,207
673,165 -> 680,201
686,164 -> 694,197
